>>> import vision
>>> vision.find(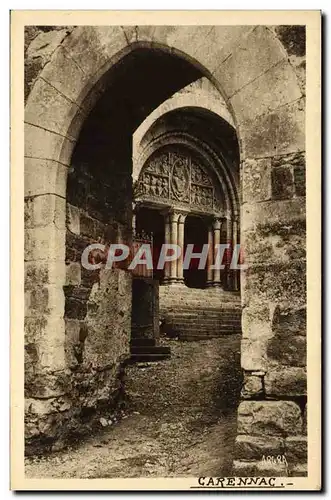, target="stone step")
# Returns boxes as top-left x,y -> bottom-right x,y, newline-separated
130,352 -> 171,362
162,316 -> 241,324
170,316 -> 241,322
130,338 -> 156,347
169,319 -> 240,326
130,346 -> 171,355
160,301 -> 241,308
180,333 -> 237,341
173,327 -> 241,335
